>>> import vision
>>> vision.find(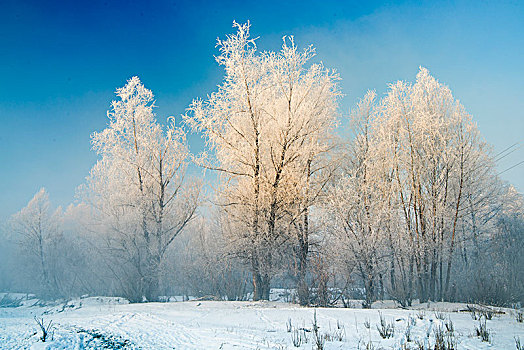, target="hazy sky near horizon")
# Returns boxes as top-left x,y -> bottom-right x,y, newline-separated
1,0 -> 523,220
